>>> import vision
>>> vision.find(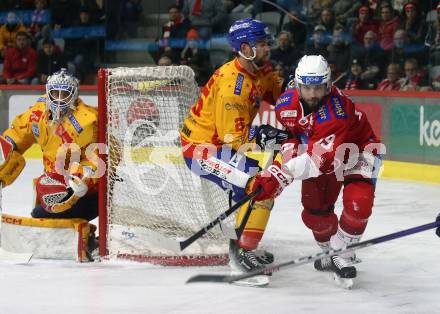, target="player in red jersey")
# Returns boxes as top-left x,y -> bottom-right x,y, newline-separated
249,55 -> 383,286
